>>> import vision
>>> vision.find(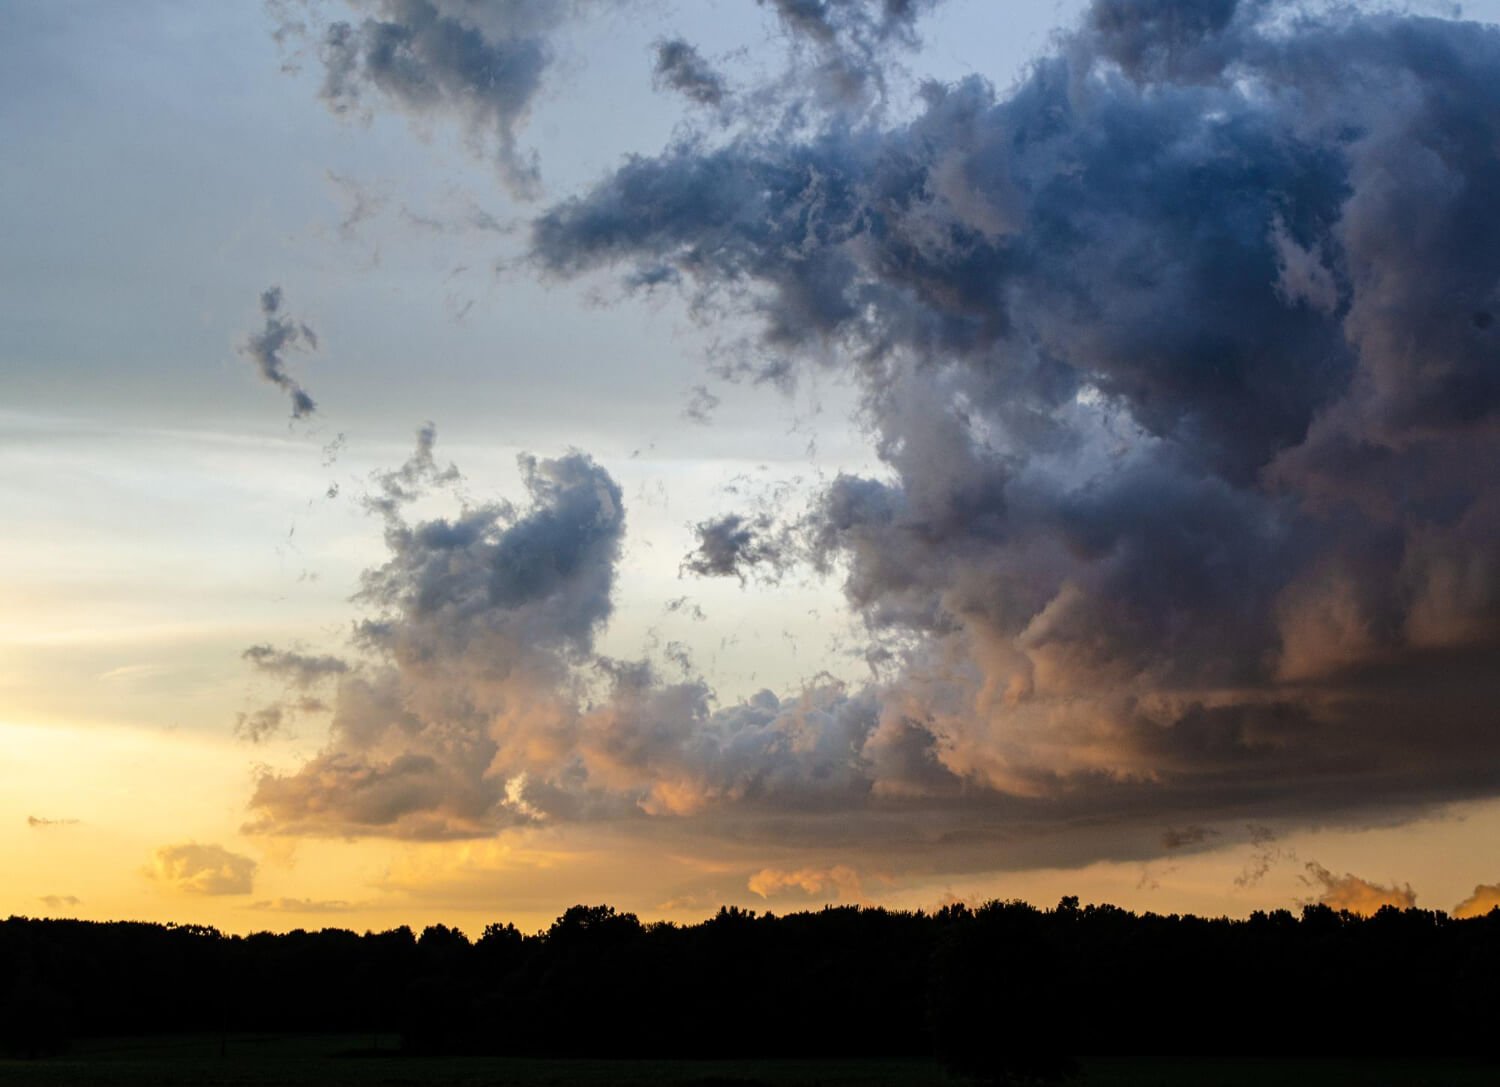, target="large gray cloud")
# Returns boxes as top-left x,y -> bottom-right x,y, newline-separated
250,2 -> 1500,877
525,1 -> 1500,834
